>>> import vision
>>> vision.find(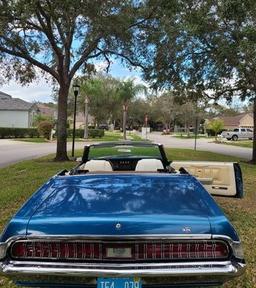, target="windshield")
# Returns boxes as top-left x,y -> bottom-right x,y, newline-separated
88,144 -> 162,159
